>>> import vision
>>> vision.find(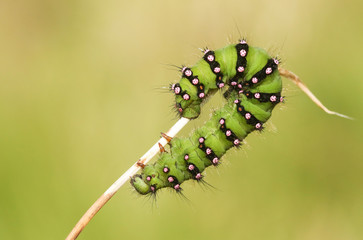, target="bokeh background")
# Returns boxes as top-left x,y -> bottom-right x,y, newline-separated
0,0 -> 362,239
